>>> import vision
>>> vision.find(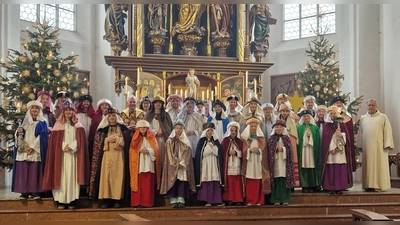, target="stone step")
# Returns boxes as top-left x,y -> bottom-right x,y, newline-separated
1,203 -> 400,221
